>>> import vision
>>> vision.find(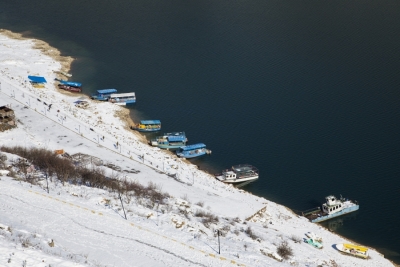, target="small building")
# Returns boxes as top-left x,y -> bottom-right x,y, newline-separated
0,106 -> 16,131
